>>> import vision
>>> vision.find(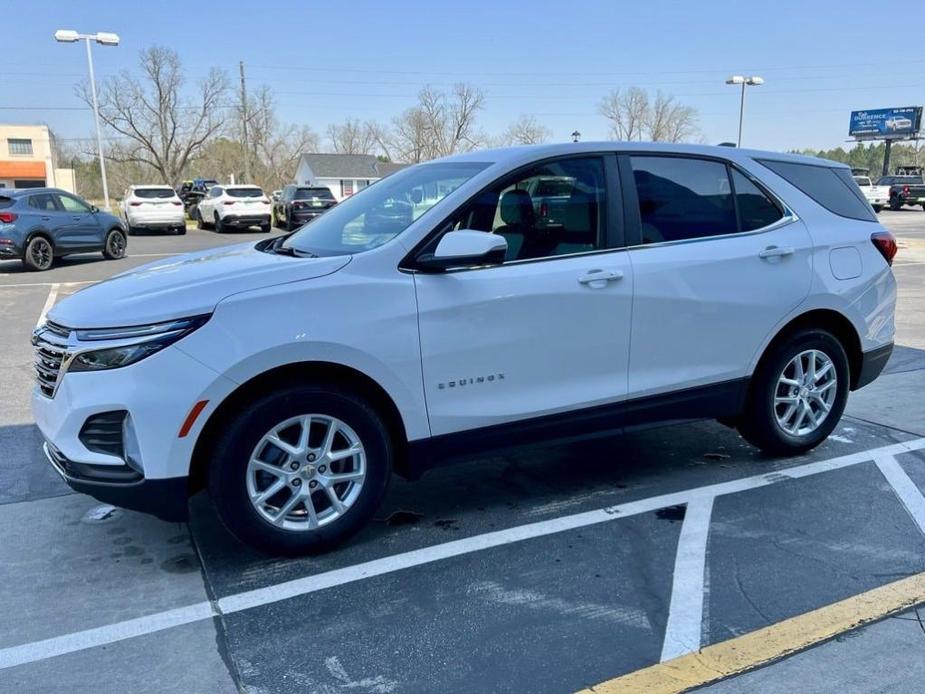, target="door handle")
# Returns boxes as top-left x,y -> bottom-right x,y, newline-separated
759,245 -> 795,259
41,216 -> 51,221
578,269 -> 624,285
